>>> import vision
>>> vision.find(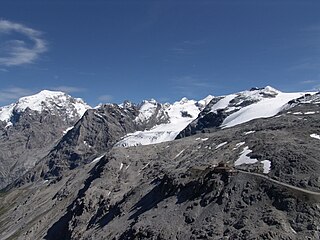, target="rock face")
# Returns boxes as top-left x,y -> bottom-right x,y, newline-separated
43,104 -> 140,179
0,90 -> 90,189
1,92 -> 320,239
